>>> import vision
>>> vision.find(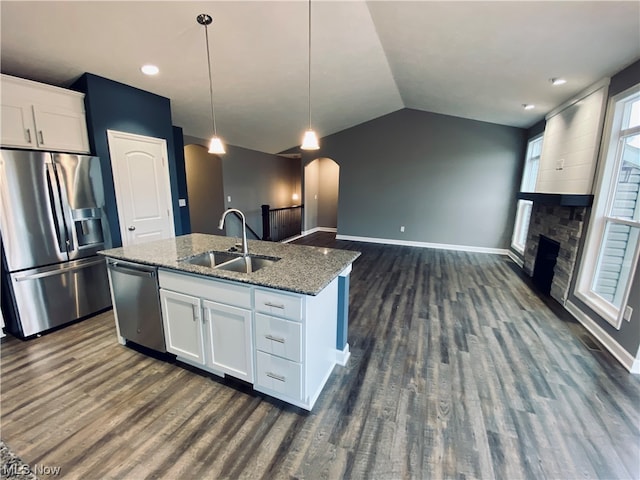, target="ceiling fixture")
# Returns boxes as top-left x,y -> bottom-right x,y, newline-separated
197,13 -> 225,155
550,77 -> 567,86
522,103 -> 535,110
301,0 -> 319,150
141,65 -> 159,76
